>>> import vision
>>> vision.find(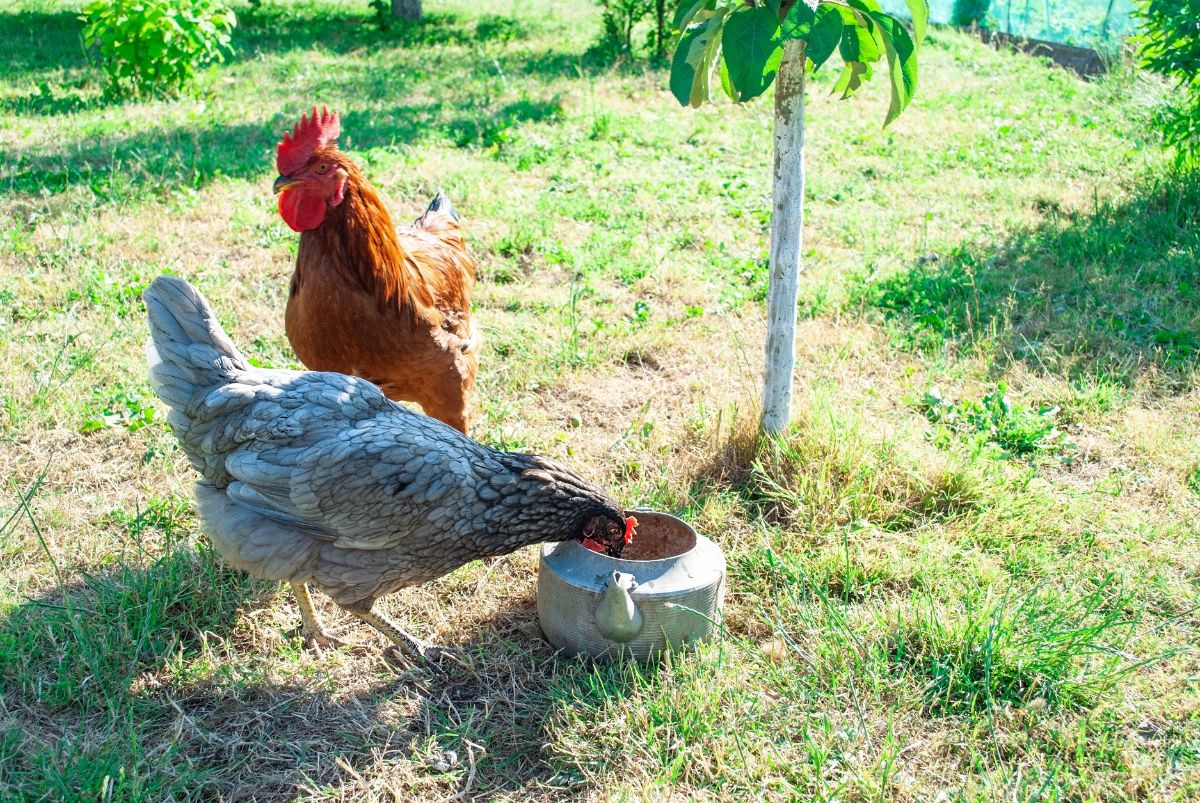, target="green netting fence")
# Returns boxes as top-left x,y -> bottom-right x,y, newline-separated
880,0 -> 1137,50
